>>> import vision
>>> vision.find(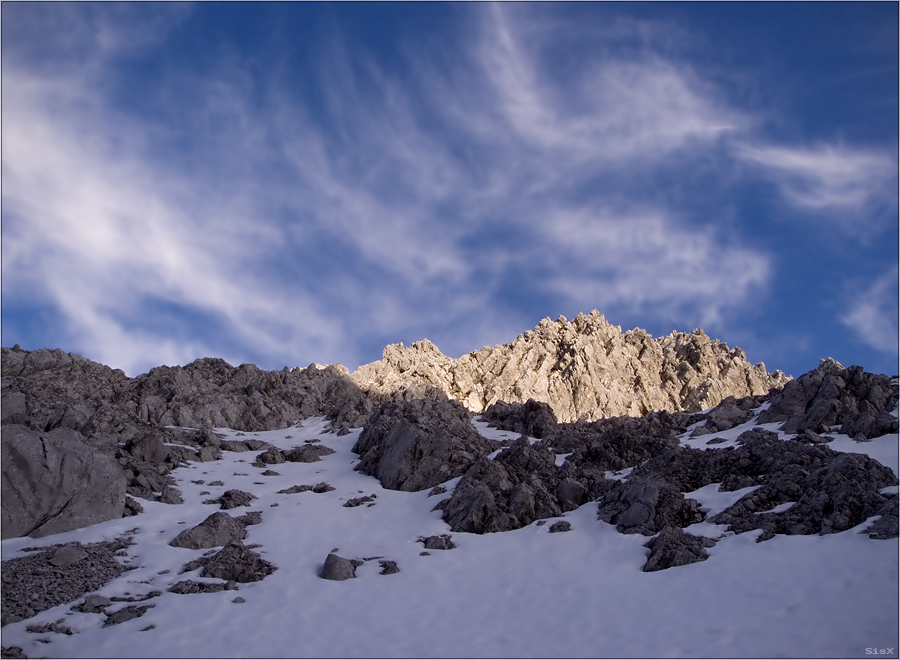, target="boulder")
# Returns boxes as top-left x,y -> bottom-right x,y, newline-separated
320,553 -> 357,581
420,534 -> 456,550
72,594 -> 112,614
103,604 -> 154,627
252,447 -> 285,467
168,580 -> 235,594
378,560 -> 400,575
196,542 -> 276,583
866,496 -> 899,540
169,512 -> 247,549
1,425 -> 126,539
125,432 -> 169,464
218,490 -> 256,510
283,445 -> 335,463
690,395 -> 759,436
643,526 -> 716,572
